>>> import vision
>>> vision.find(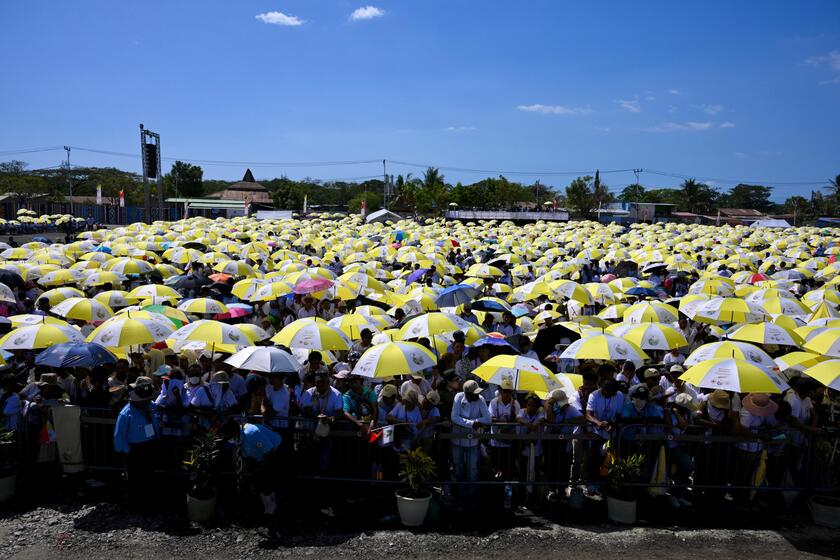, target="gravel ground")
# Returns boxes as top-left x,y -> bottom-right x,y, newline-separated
1,500 -> 838,560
